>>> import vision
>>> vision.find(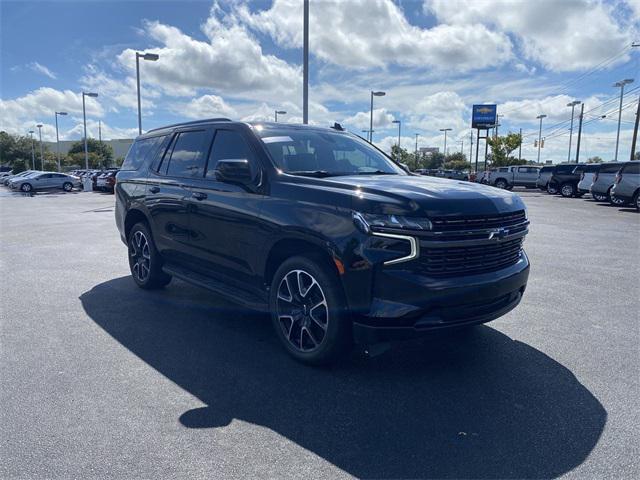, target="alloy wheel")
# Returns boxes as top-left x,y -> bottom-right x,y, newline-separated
562,184 -> 574,197
129,230 -> 151,282
276,269 -> 328,353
